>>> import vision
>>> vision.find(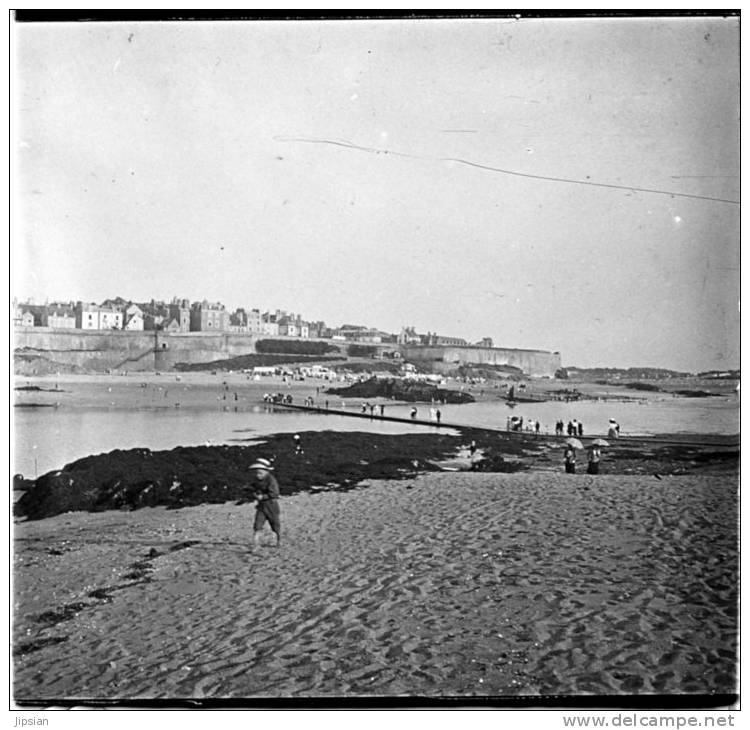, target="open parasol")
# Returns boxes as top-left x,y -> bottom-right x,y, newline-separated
565,437 -> 583,449
591,438 -> 610,447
